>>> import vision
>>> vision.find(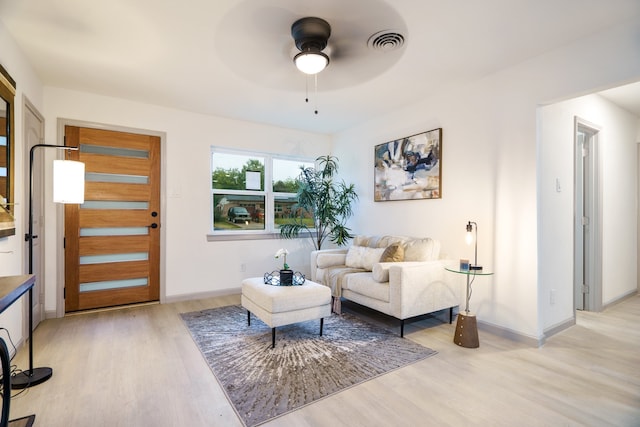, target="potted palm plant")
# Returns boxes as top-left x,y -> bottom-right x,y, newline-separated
280,155 -> 358,250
